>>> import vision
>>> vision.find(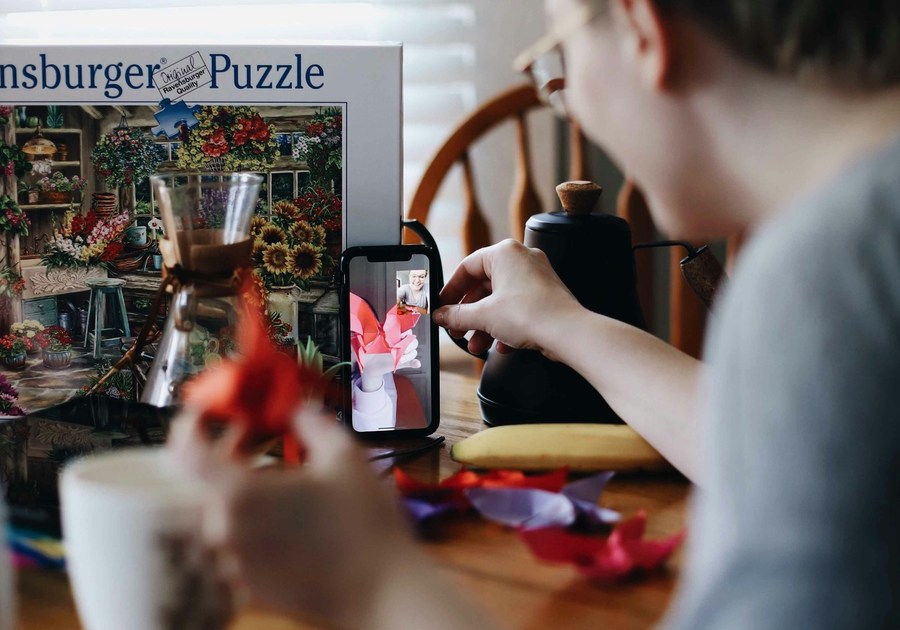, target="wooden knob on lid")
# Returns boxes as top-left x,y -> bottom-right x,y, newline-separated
556,180 -> 602,216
